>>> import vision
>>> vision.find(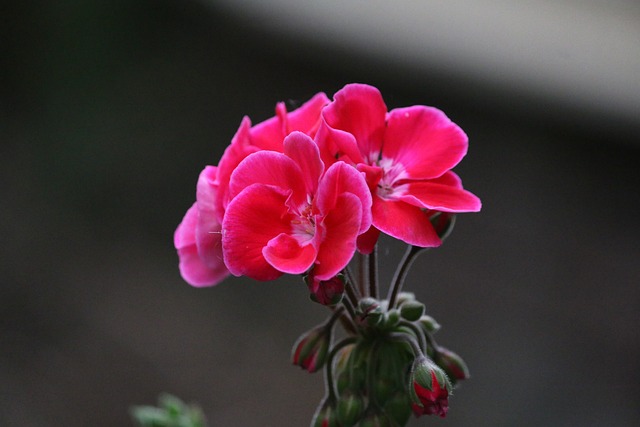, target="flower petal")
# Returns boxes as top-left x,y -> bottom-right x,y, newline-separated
227,150 -> 307,209
174,203 -> 197,249
356,226 -> 381,254
316,162 -> 372,234
313,193 -> 363,281
176,244 -> 229,287
383,106 -> 468,180
263,233 -> 317,274
250,92 -> 330,150
372,196 -> 441,247
398,180 -> 482,212
175,204 -> 228,287
216,117 -> 260,216
283,92 -> 330,136
323,83 -> 387,161
283,132 -> 324,195
195,166 -> 225,268
315,118 -> 364,167
222,184 -> 293,280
